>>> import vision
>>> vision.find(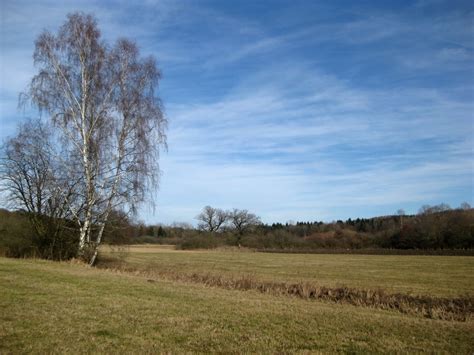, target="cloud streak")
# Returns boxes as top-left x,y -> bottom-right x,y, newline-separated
1,0 -> 472,224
